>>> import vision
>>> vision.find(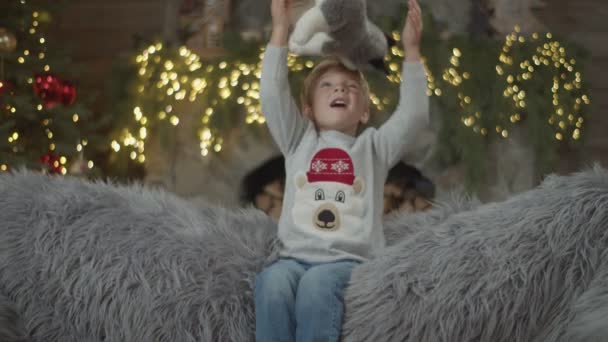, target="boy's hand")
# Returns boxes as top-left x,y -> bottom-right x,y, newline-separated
270,0 -> 291,46
402,0 -> 422,62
